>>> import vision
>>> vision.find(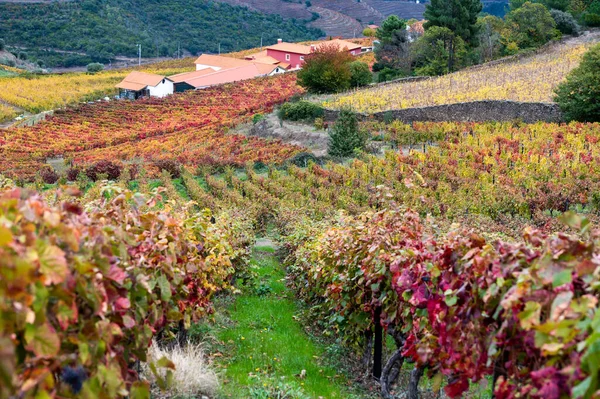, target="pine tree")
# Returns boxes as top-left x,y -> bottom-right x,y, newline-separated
328,109 -> 368,157
424,0 -> 482,70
